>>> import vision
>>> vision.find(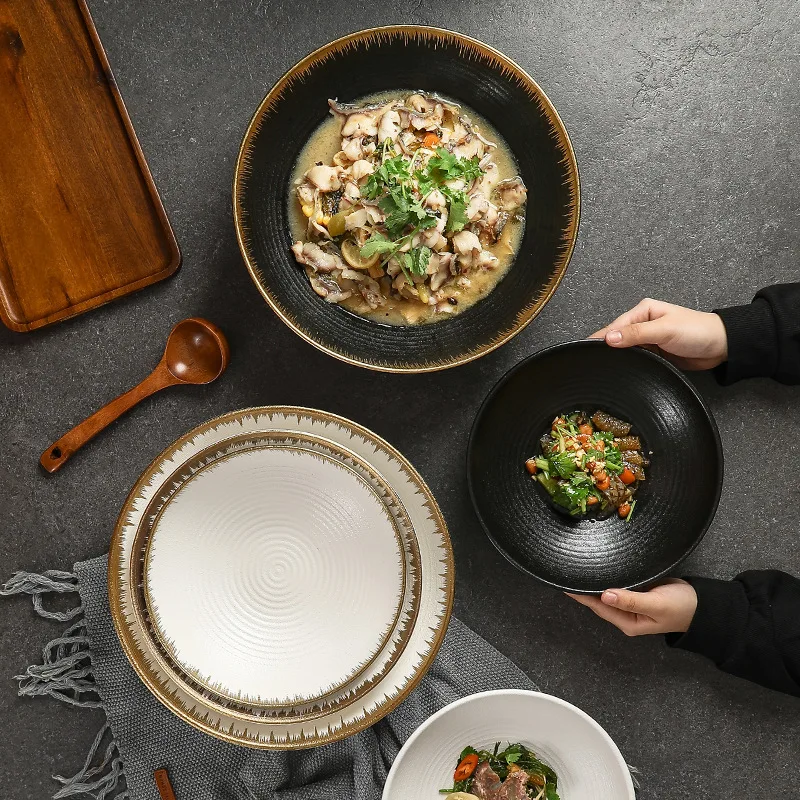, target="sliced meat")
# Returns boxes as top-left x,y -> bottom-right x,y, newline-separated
498,770 -> 530,800
350,160 -> 374,182
452,230 -> 482,256
495,177 -> 528,211
475,250 -> 498,269
344,208 -> 368,230
425,188 -> 447,210
591,411 -> 632,436
358,276 -> 385,310
467,192 -> 490,222
377,109 -> 401,142
470,761 -> 503,800
601,474 -> 628,509
341,137 -> 363,161
291,241 -> 345,273
306,165 -> 341,192
308,274 -> 351,304
295,181 -> 315,205
624,462 -> 647,481
452,134 -> 485,160
327,99 -> 387,138
615,435 -> 642,451
621,451 -> 645,466
407,93 -> 437,113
